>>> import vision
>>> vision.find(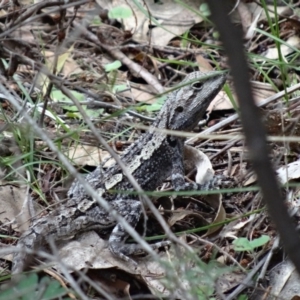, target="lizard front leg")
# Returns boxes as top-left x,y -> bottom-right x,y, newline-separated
171,149 -> 222,191
108,199 -> 169,265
